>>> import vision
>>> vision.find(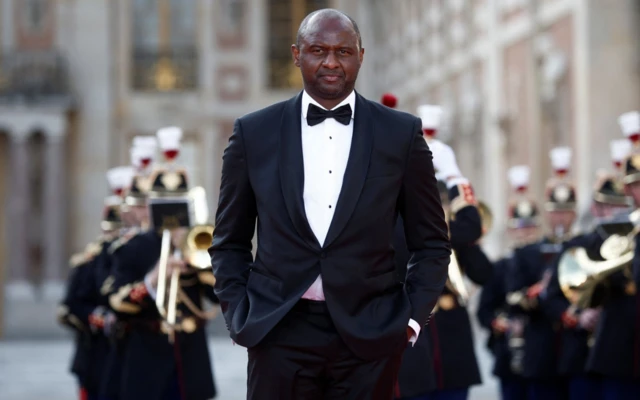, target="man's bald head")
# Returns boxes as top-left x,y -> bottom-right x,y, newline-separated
296,8 -> 362,50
